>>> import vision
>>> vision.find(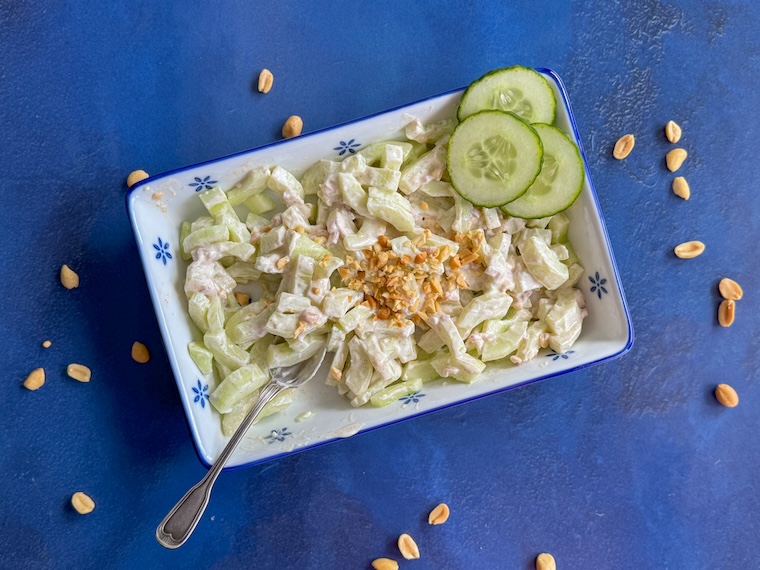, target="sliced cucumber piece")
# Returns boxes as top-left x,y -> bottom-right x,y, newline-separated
447,110 -> 543,208
458,66 -> 556,124
501,124 -> 584,219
